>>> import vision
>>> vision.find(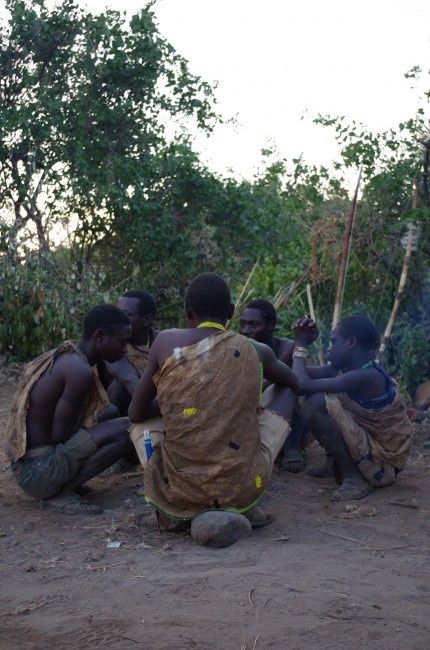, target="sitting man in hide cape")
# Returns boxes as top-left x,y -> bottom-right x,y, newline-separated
128,273 -> 300,530
239,298 -> 309,473
100,289 -> 159,416
5,305 -> 133,515
293,314 -> 413,501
